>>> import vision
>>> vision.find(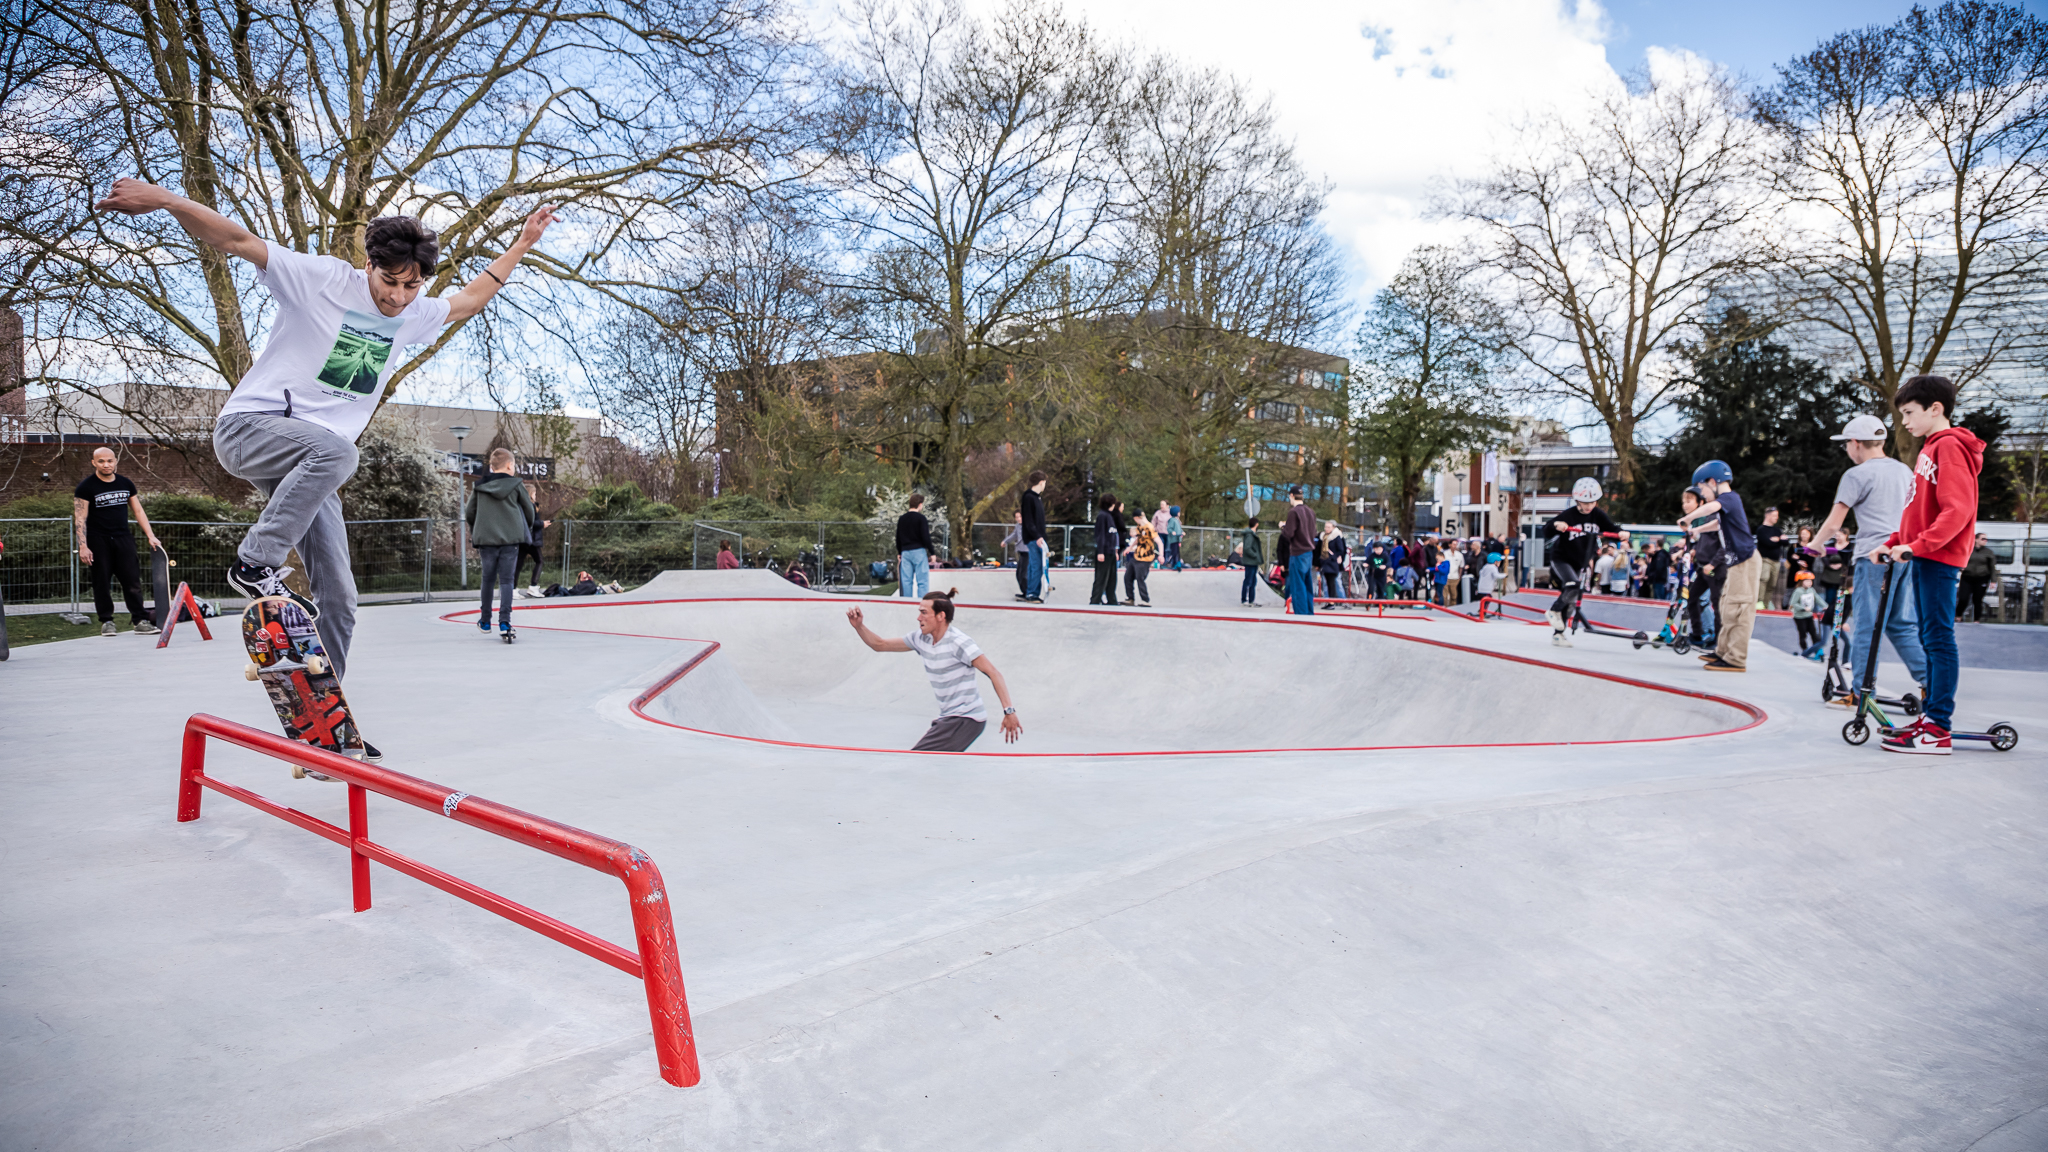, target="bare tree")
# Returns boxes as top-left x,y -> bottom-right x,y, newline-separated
2,0 -> 809,419
1104,57 -> 1349,518
1757,0 -> 2048,458
1453,66 -> 1764,489
1351,247 -> 1513,541
829,0 -> 1130,556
